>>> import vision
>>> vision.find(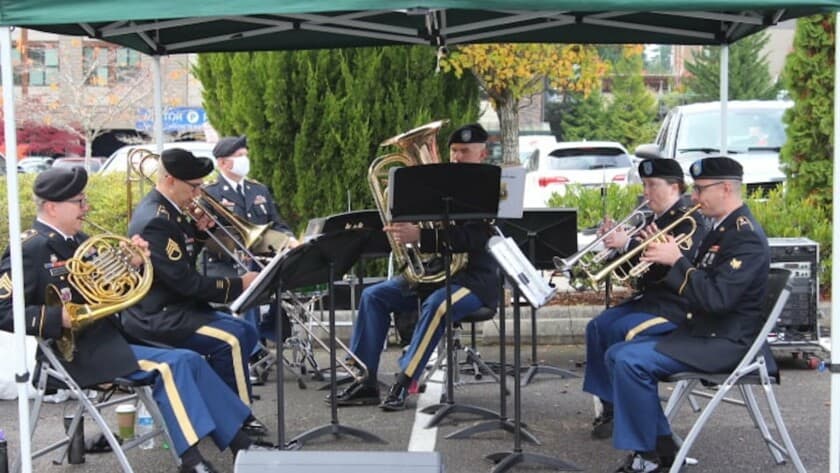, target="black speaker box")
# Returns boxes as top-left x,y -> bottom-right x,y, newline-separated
768,237 -> 819,339
235,450 -> 444,473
